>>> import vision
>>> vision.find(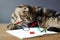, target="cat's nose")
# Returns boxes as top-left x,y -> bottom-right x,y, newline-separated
24,8 -> 29,11
24,7 -> 27,9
